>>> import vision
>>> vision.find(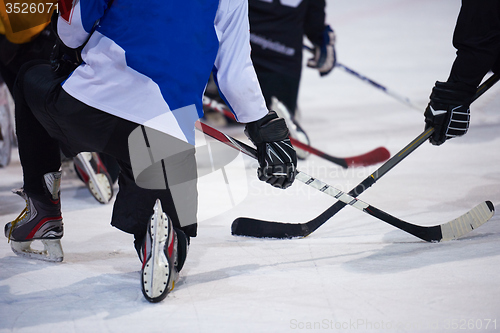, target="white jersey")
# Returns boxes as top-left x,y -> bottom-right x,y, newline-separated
57,0 -> 268,144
